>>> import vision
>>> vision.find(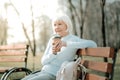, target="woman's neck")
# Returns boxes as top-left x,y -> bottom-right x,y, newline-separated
60,32 -> 69,37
